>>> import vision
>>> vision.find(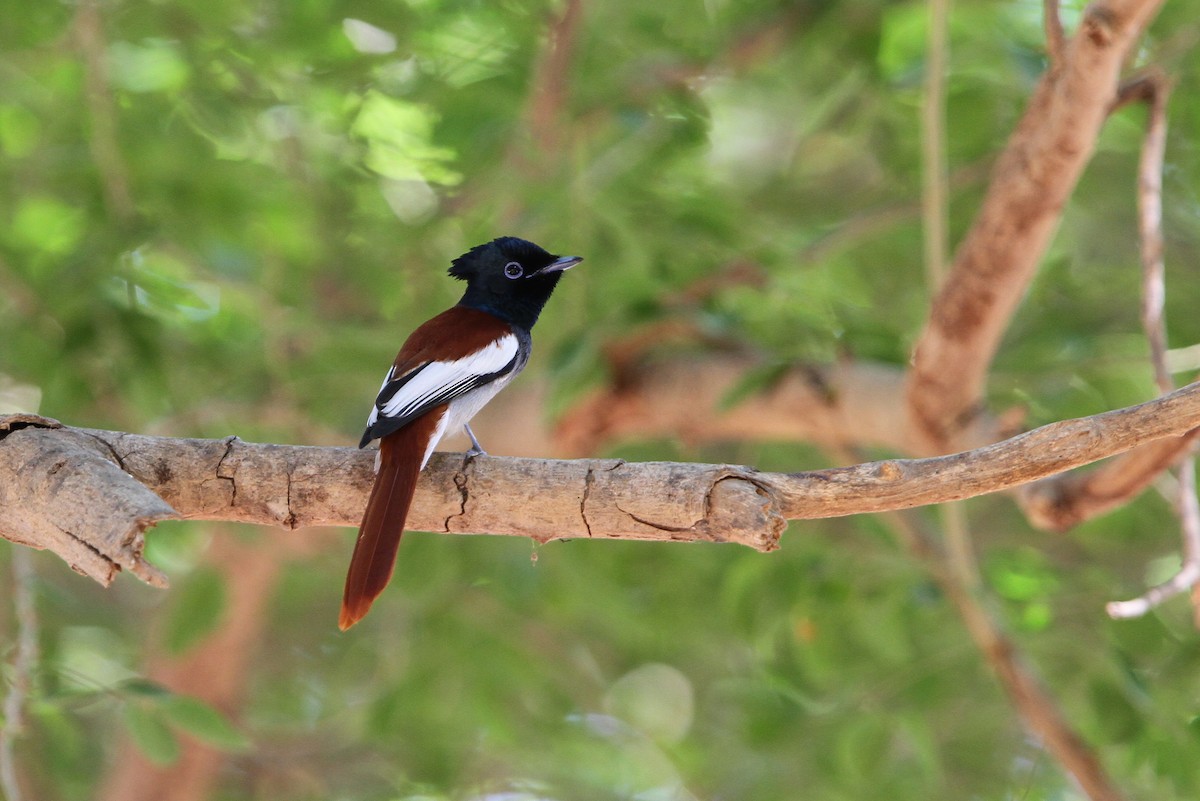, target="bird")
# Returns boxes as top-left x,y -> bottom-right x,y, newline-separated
339,236 -> 583,630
